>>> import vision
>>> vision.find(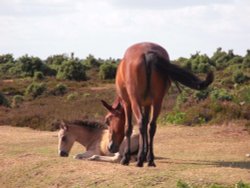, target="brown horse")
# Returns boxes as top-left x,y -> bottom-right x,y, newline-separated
56,119 -> 139,163
101,42 -> 214,167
